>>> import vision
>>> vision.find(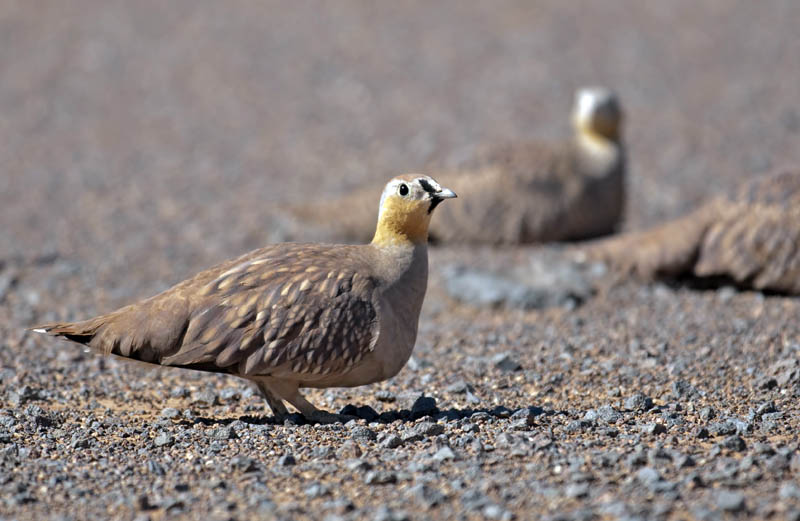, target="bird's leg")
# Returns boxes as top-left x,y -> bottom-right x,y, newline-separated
254,381 -> 289,422
268,380 -> 351,425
